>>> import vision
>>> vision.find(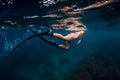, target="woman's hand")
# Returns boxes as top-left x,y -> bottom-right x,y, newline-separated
77,40 -> 81,44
